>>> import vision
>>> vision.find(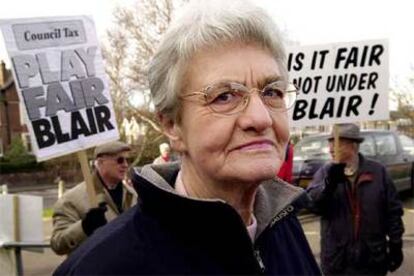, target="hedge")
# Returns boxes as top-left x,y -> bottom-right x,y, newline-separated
0,160 -> 44,174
